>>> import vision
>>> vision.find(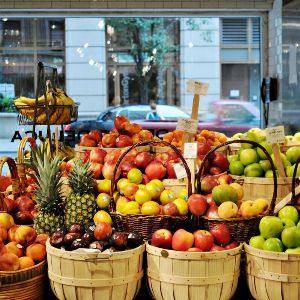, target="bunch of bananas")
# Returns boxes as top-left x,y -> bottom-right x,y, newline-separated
14,84 -> 75,125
